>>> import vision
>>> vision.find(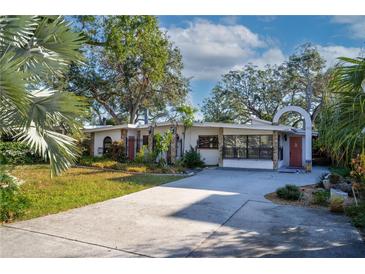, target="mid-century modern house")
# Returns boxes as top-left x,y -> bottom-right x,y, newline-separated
84,107 -> 314,171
